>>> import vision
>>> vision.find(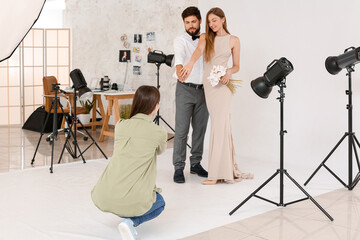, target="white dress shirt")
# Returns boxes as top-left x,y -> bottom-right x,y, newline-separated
173,33 -> 204,85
